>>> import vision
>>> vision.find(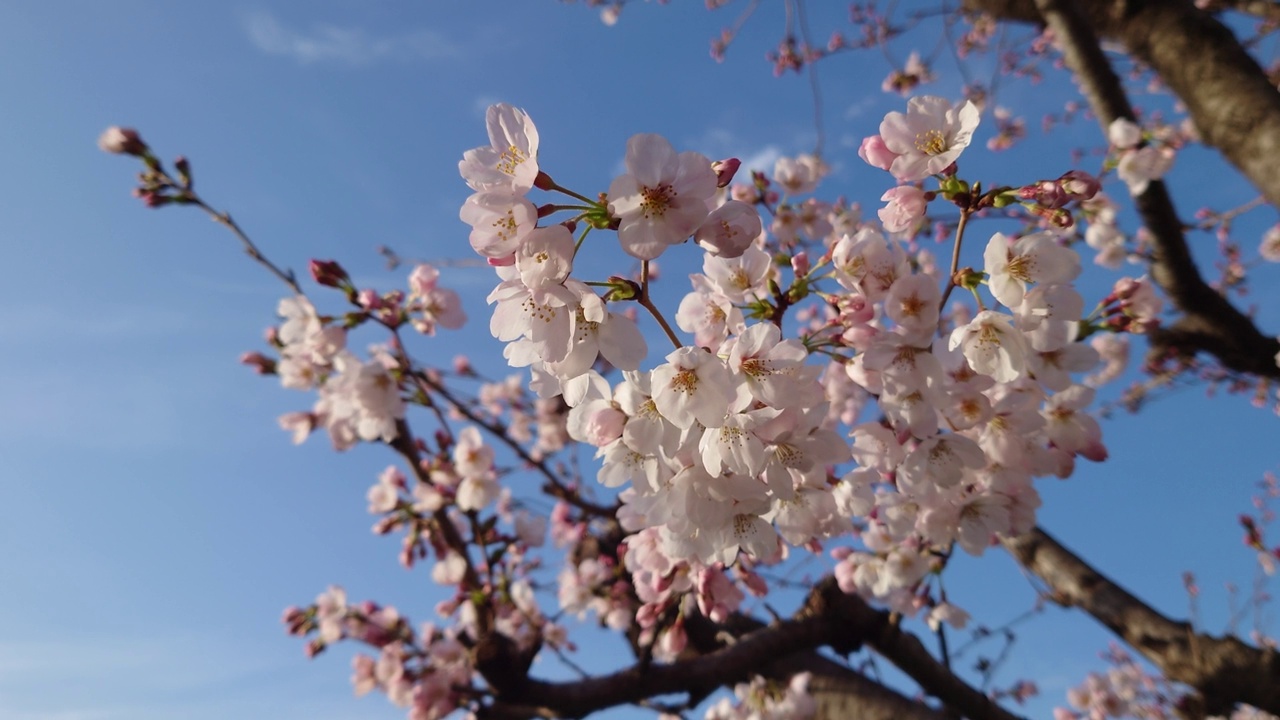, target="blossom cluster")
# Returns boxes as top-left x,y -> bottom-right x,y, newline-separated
450,96 -> 1125,645
106,89 -> 1156,717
